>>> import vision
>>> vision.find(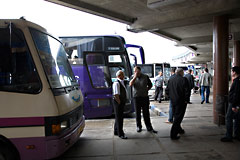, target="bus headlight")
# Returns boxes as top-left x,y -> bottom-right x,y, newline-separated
51,121 -> 68,135
61,121 -> 68,129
